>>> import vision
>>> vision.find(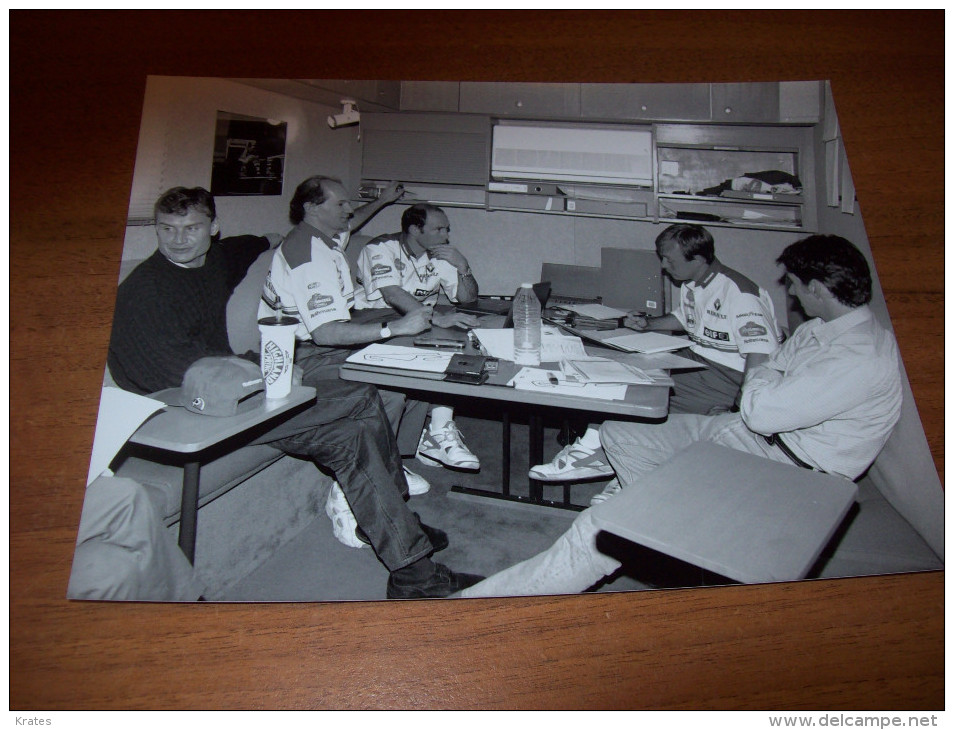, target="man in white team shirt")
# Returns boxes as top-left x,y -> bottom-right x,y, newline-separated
354,203 -> 482,471
530,223 -> 782,496
258,176 -> 436,498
